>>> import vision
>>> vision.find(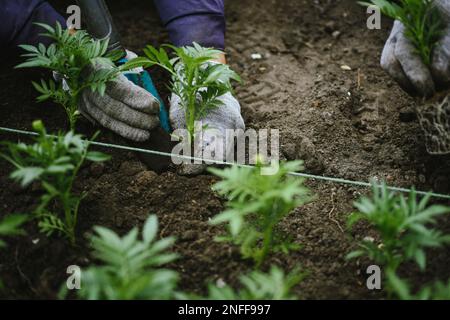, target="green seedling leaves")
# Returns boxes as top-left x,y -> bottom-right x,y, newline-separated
182,266 -> 305,300
0,122 -> 109,245
209,161 -> 312,266
0,214 -> 27,248
125,42 -> 241,142
75,215 -> 179,300
15,22 -> 131,130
